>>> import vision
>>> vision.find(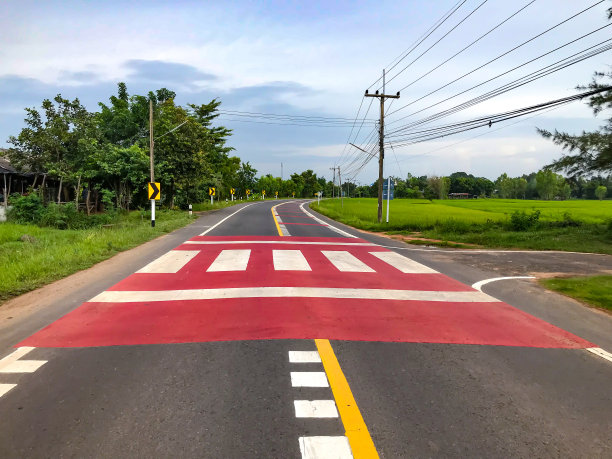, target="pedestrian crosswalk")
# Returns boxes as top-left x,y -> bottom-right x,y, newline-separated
137,247 -> 439,275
